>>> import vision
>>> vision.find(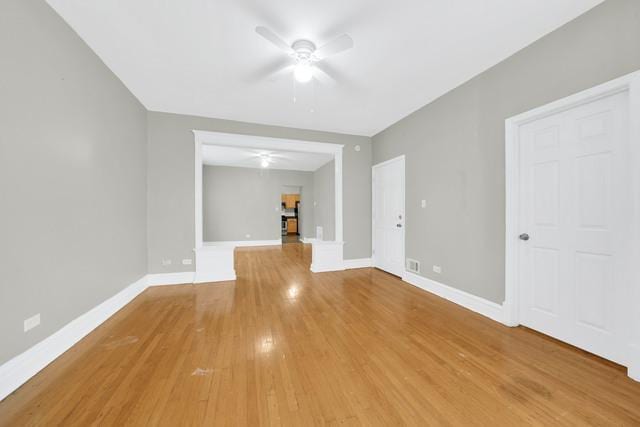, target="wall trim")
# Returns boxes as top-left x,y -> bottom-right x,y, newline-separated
194,246 -> 236,284
310,241 -> 345,273
343,258 -> 373,269
204,240 -> 282,247
402,272 -> 506,325
0,275 -> 148,402
147,272 -> 195,286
